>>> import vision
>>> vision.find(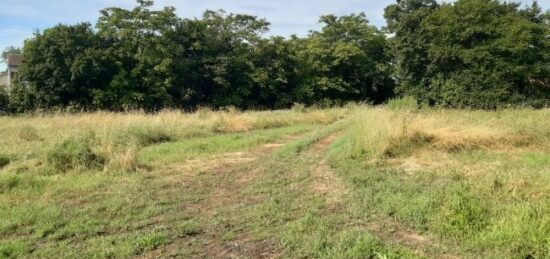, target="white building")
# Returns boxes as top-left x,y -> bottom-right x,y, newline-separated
0,54 -> 22,91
